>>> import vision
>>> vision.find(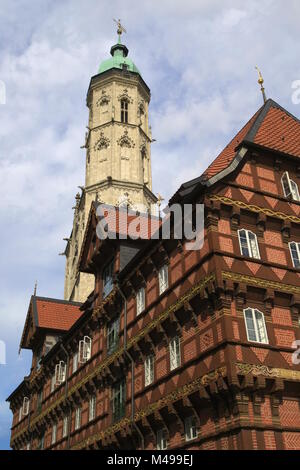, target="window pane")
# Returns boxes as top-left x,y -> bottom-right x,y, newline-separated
248,232 -> 260,259
282,172 -> 292,198
239,230 -> 250,257
290,180 -> 300,201
255,310 -> 268,344
290,242 -> 300,268
244,309 -> 257,342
